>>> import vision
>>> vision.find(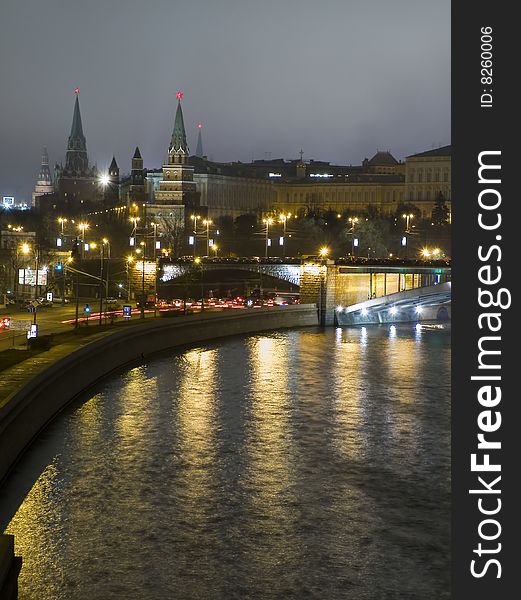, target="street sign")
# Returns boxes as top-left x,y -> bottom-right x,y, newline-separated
27,324 -> 38,339
123,305 -> 132,319
46,292 -> 53,302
